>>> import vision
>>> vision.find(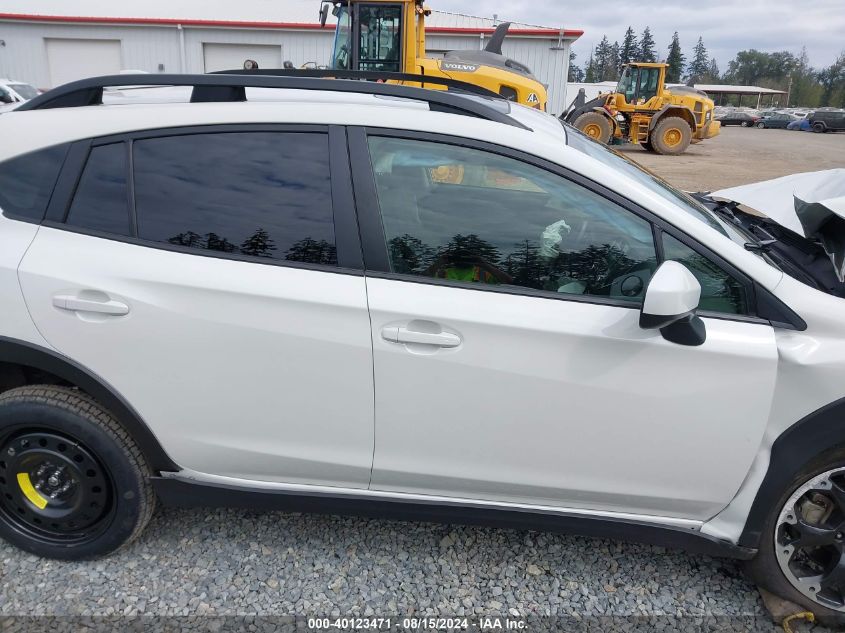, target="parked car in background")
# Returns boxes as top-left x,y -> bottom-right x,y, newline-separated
810,110 -> 845,133
717,111 -> 760,127
787,117 -> 813,132
756,113 -> 799,129
0,79 -> 40,113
